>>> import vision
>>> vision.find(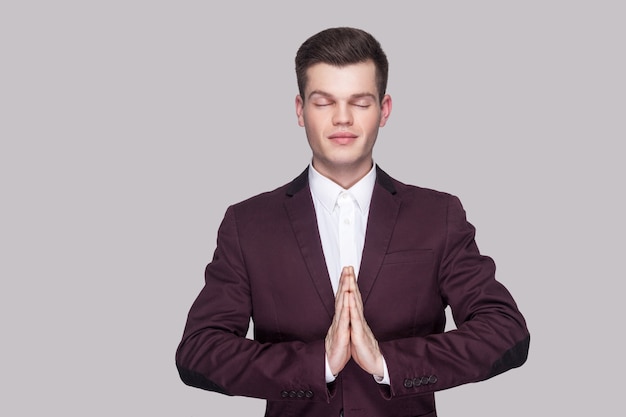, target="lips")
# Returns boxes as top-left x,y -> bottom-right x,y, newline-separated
328,132 -> 358,145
